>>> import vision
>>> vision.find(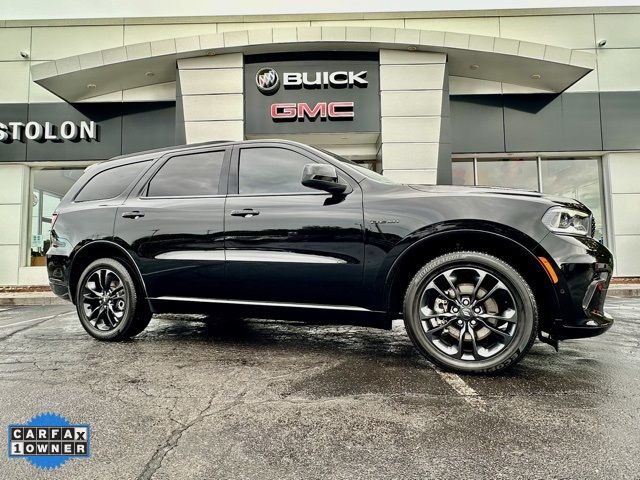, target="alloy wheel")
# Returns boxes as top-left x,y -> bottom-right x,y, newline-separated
418,266 -> 518,362
81,268 -> 127,331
